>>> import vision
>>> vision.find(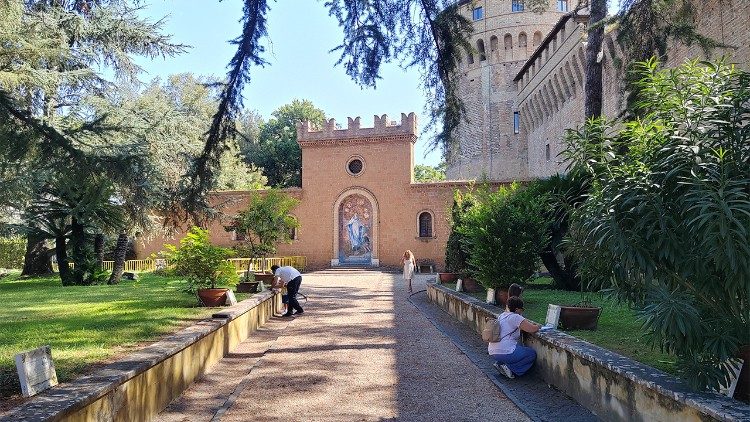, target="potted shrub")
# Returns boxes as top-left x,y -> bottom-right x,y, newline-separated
459,183 -> 549,303
226,190 -> 299,290
441,190 -> 473,284
165,227 -> 238,306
